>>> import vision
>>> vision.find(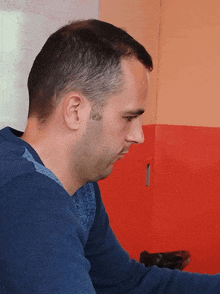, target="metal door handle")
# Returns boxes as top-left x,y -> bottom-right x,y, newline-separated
146,164 -> 151,186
